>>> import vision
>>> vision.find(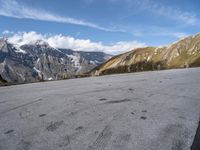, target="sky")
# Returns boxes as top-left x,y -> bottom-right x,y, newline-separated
0,0 -> 199,54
